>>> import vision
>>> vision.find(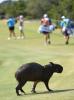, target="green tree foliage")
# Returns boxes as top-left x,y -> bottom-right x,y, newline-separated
26,0 -> 51,18
0,0 -> 74,19
58,0 -> 74,19
0,0 -> 26,17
